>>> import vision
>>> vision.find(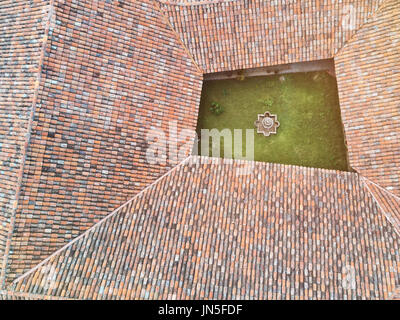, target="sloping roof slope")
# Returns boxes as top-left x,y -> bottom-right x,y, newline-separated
1,0 -> 399,300
0,289 -> 69,300
335,0 -> 400,197
10,157 -> 400,299
160,0 -> 385,73
364,178 -> 400,235
391,287 -> 400,299
0,0 -> 51,286
3,0 -> 202,284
